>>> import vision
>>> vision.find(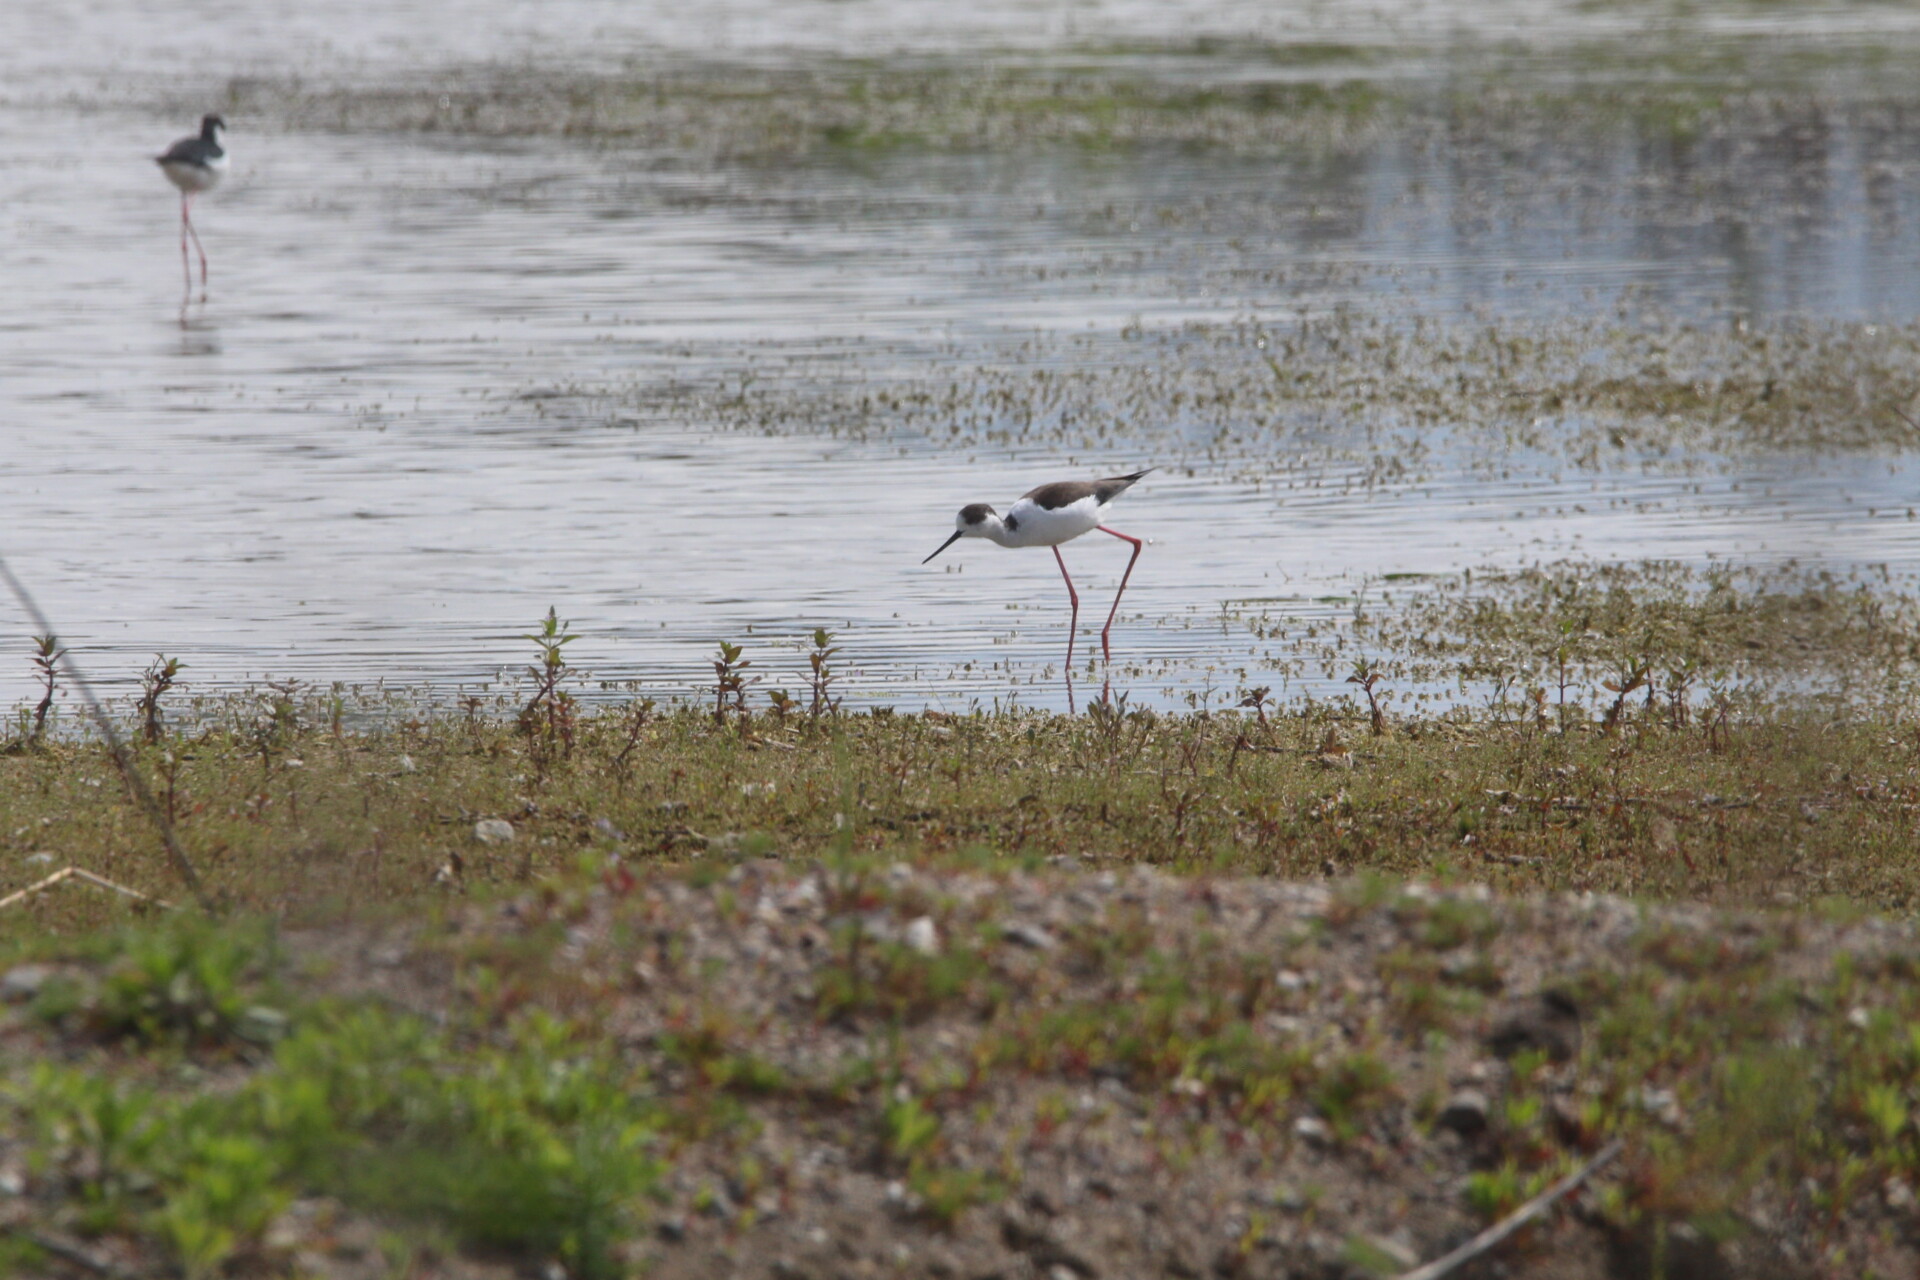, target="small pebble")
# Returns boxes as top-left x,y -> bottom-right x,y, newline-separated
1435,1089 -> 1490,1137
1636,1086 -> 1685,1128
1003,921 -> 1057,950
473,818 -> 515,845
0,964 -> 54,1003
905,916 -> 940,955
1268,1185 -> 1309,1212
1485,989 -> 1582,1062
